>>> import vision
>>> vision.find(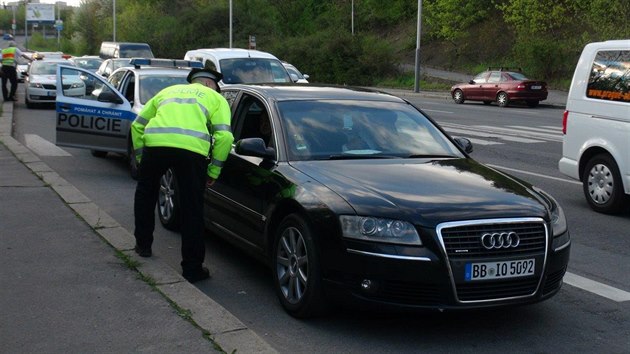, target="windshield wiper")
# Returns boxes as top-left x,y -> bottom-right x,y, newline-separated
406,154 -> 455,159
325,154 -> 399,160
